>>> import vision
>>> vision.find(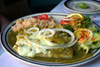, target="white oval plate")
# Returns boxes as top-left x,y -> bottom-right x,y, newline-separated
0,13 -> 100,67
63,0 -> 100,14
